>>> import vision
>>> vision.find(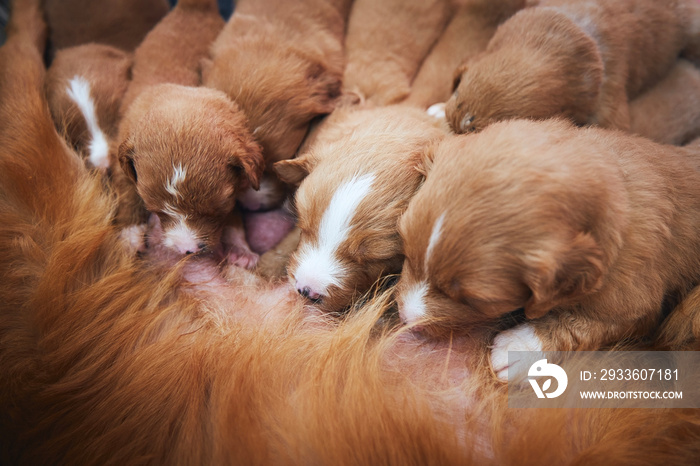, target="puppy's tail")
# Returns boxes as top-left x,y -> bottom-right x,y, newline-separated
64,76 -> 110,170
